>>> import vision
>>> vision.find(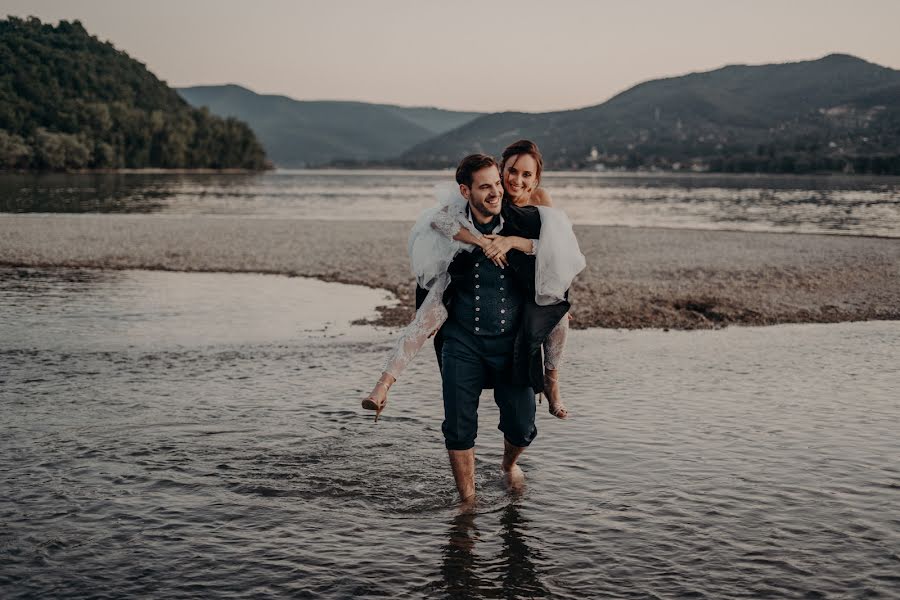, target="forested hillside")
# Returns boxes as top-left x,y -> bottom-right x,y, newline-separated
0,17 -> 269,170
